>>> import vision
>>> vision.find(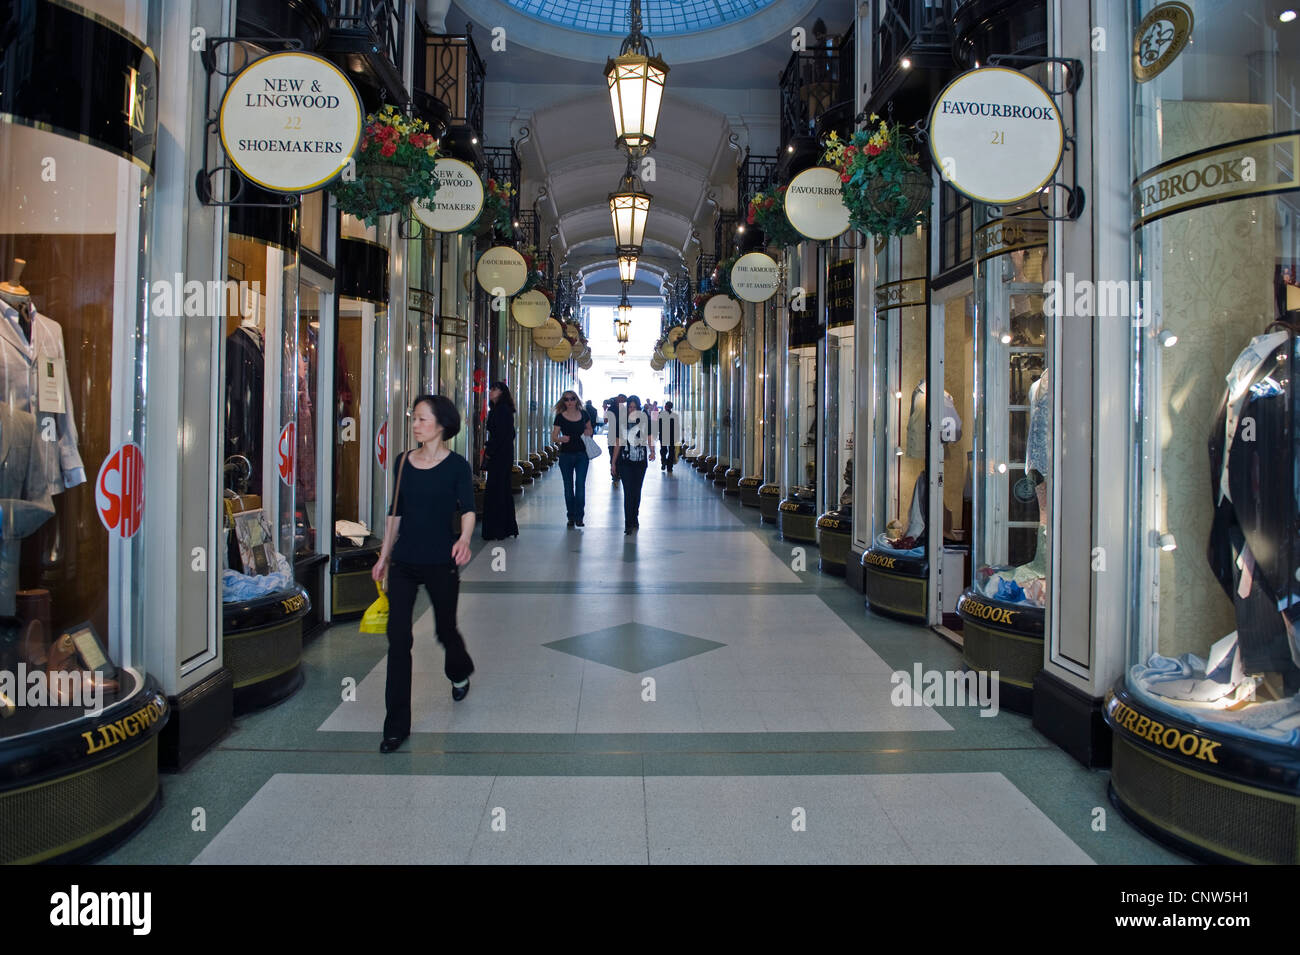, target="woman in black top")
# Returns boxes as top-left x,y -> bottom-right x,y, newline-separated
551,389 -> 593,527
611,394 -> 654,533
371,395 -> 476,754
481,381 -> 519,540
